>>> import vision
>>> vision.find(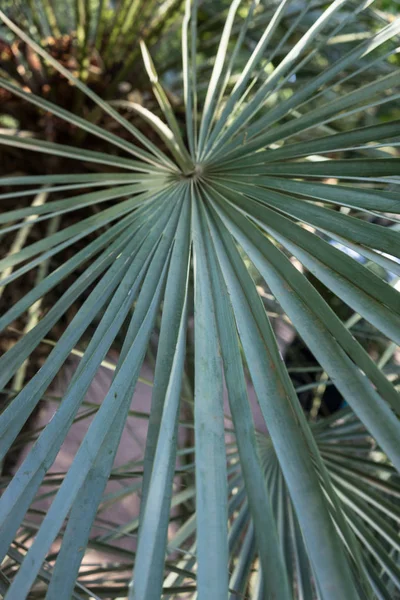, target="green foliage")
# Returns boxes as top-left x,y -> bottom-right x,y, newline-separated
1,0 -> 184,83
0,1 -> 400,598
